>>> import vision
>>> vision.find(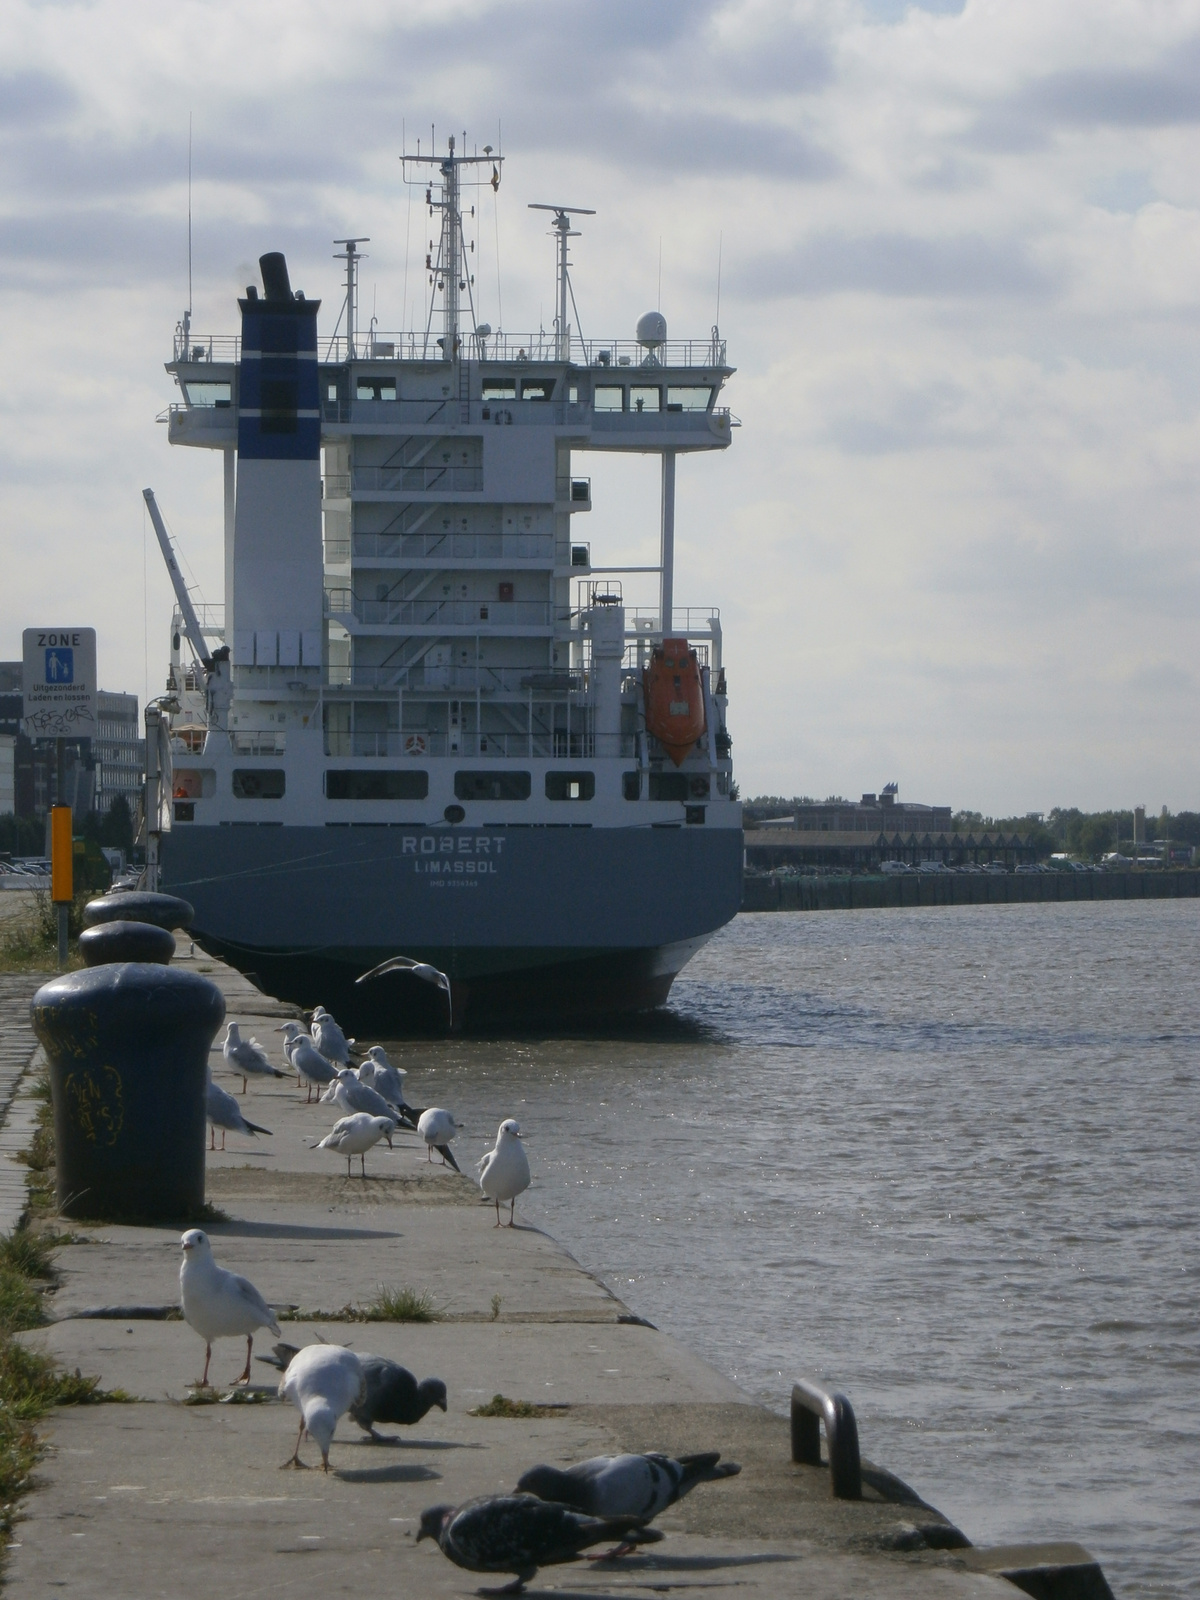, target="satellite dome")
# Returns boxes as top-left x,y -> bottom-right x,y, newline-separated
636,311 -> 667,348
